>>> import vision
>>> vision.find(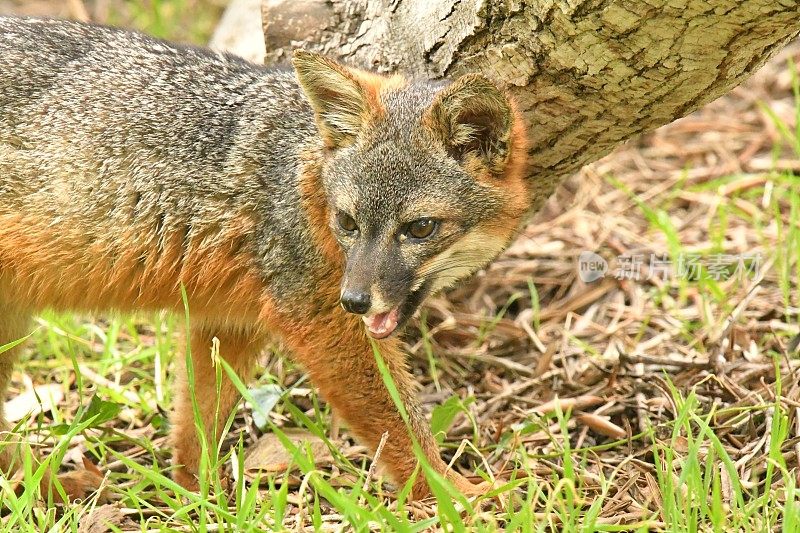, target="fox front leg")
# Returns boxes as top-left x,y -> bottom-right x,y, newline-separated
170,324 -> 265,489
276,309 -> 478,498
